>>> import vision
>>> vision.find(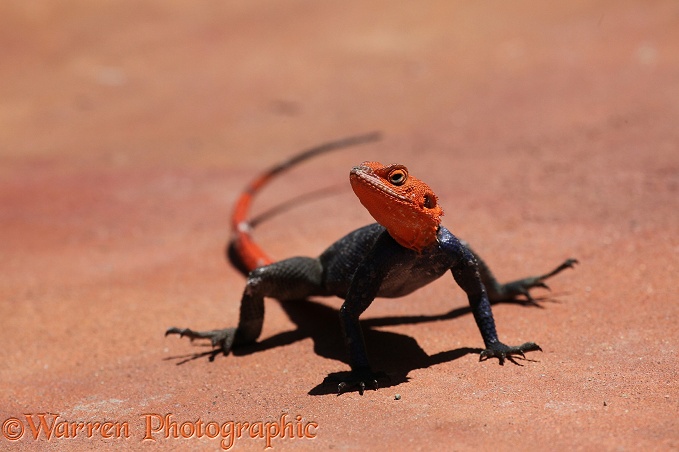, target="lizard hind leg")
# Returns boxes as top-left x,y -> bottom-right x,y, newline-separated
465,241 -> 578,304
165,326 -> 238,354
166,256 -> 325,354
497,258 -> 578,303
